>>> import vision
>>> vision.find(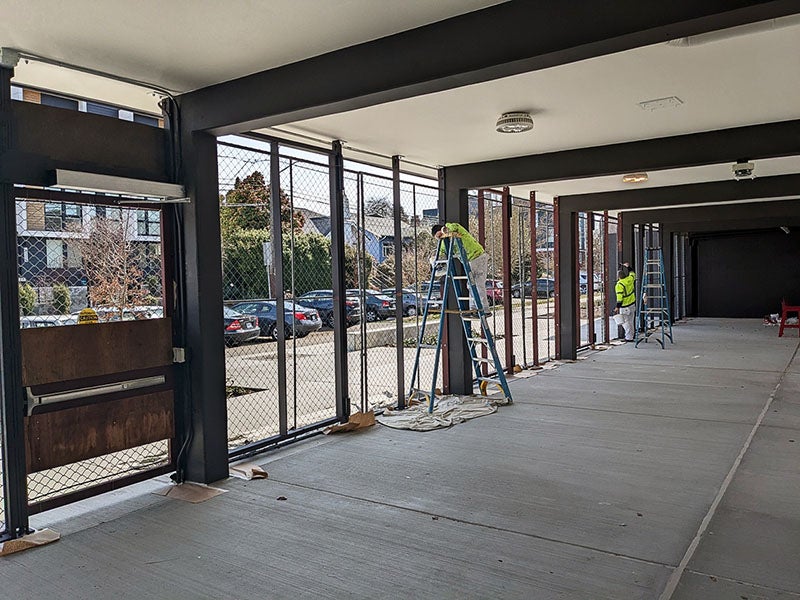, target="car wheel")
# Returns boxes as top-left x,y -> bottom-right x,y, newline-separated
549,290 -> 555,298
267,323 -> 278,341
366,308 -> 378,322
406,306 -> 417,317
512,289 -> 520,299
